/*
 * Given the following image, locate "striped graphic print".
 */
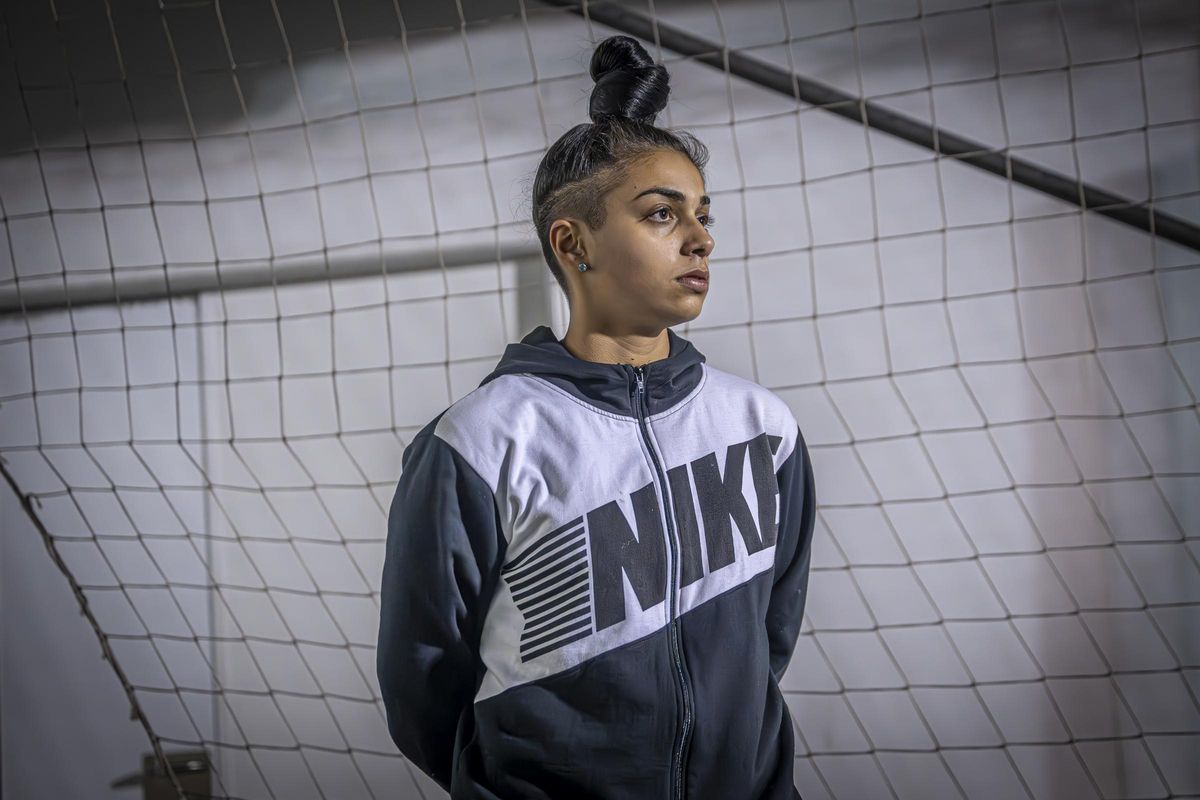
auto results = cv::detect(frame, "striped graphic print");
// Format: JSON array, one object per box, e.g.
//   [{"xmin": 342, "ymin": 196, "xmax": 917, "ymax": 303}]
[{"xmin": 500, "ymin": 515, "xmax": 594, "ymax": 662}]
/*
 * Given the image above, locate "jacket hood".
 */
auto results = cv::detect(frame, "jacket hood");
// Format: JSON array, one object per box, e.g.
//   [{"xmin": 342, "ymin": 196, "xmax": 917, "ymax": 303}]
[{"xmin": 478, "ymin": 324, "xmax": 707, "ymax": 417}]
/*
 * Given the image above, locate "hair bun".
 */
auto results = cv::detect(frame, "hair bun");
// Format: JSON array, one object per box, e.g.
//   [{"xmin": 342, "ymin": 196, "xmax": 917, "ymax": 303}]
[{"xmin": 588, "ymin": 35, "xmax": 670, "ymax": 125}]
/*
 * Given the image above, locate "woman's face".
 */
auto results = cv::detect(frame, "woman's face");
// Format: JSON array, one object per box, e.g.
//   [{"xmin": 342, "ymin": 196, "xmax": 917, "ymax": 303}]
[{"xmin": 562, "ymin": 150, "xmax": 715, "ymax": 330}]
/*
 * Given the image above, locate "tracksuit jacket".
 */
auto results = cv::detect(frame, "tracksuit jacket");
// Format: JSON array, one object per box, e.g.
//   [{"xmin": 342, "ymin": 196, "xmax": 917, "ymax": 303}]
[{"xmin": 377, "ymin": 324, "xmax": 817, "ymax": 799}]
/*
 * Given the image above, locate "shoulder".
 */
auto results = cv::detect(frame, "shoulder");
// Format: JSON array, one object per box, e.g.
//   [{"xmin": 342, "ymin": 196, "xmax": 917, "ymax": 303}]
[
  {"xmin": 434, "ymin": 373, "xmax": 547, "ymax": 440},
  {"xmin": 408, "ymin": 374, "xmax": 544, "ymax": 491},
  {"xmin": 699, "ymin": 363, "xmax": 799, "ymax": 428},
  {"xmin": 698, "ymin": 363, "xmax": 802, "ymax": 466}
]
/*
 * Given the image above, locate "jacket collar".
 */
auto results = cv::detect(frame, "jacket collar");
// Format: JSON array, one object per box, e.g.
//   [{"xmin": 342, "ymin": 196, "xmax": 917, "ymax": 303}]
[{"xmin": 479, "ymin": 324, "xmax": 706, "ymax": 417}]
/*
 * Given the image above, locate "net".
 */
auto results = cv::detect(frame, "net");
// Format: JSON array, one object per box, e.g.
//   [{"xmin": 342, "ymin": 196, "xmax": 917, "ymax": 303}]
[{"xmin": 1, "ymin": 0, "xmax": 1197, "ymax": 798}]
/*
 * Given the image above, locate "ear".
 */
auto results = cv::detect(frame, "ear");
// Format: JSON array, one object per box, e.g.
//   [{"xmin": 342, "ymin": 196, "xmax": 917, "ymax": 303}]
[{"xmin": 548, "ymin": 218, "xmax": 588, "ymax": 273}]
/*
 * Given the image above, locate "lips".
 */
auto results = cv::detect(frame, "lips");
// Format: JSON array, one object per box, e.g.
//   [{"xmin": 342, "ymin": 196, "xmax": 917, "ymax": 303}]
[{"xmin": 676, "ymin": 269, "xmax": 709, "ymax": 291}]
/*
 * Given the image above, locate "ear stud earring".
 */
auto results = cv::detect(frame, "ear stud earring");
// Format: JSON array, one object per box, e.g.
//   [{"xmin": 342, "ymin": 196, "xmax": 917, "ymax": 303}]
[{"xmin": 578, "ymin": 262, "xmax": 589, "ymax": 272}]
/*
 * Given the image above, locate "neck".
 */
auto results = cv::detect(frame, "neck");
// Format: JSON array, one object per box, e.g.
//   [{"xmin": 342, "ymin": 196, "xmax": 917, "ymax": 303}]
[{"xmin": 559, "ymin": 322, "xmax": 671, "ymax": 368}]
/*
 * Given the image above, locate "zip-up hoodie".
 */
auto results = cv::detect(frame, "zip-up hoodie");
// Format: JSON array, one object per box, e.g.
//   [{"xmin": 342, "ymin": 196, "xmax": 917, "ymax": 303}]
[{"xmin": 377, "ymin": 324, "xmax": 817, "ymax": 799}]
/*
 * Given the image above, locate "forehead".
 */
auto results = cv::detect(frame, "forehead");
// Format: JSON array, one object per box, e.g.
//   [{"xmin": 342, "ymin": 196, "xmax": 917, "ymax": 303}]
[{"xmin": 619, "ymin": 151, "xmax": 706, "ymax": 203}]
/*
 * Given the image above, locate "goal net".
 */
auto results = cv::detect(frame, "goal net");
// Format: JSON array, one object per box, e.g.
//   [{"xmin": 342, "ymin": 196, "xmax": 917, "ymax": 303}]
[{"xmin": 1, "ymin": 0, "xmax": 1197, "ymax": 798}]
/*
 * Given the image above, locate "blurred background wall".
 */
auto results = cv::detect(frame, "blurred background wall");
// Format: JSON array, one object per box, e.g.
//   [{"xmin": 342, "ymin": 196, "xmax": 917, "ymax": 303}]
[{"xmin": 1, "ymin": 0, "xmax": 1197, "ymax": 797}]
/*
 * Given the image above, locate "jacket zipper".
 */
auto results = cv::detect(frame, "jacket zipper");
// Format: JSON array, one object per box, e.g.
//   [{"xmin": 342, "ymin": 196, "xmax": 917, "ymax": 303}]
[{"xmin": 631, "ymin": 364, "xmax": 694, "ymax": 800}]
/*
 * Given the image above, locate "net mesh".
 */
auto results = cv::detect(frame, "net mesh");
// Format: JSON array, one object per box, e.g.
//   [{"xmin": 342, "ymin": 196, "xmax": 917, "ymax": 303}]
[{"xmin": 1, "ymin": 0, "xmax": 1198, "ymax": 798}]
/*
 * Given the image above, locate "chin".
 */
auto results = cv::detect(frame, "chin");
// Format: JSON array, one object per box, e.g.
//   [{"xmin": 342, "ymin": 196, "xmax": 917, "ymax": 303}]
[{"xmin": 659, "ymin": 302, "xmax": 704, "ymax": 328}]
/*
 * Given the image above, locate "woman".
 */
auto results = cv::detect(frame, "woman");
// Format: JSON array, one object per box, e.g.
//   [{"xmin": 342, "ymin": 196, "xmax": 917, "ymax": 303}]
[{"xmin": 378, "ymin": 34, "xmax": 816, "ymax": 800}]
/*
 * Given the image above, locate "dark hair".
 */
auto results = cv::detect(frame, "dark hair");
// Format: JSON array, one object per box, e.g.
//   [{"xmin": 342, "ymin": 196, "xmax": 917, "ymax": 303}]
[{"xmin": 529, "ymin": 34, "xmax": 710, "ymax": 301}]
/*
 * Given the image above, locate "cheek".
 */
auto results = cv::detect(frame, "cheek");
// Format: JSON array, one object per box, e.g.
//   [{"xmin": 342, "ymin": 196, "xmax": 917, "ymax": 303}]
[{"xmin": 606, "ymin": 235, "xmax": 674, "ymax": 283}]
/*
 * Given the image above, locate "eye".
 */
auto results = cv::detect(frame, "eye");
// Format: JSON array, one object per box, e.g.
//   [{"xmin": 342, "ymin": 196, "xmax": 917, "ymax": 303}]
[{"xmin": 650, "ymin": 207, "xmax": 717, "ymax": 229}]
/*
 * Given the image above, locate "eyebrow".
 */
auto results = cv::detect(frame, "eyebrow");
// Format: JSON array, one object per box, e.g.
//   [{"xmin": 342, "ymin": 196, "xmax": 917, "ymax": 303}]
[{"xmin": 632, "ymin": 186, "xmax": 711, "ymax": 207}]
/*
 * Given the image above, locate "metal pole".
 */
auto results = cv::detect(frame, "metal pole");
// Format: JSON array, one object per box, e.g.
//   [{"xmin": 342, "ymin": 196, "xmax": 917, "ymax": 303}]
[
  {"xmin": 0, "ymin": 231, "xmax": 543, "ymax": 315},
  {"xmin": 544, "ymin": 0, "xmax": 1199, "ymax": 253}
]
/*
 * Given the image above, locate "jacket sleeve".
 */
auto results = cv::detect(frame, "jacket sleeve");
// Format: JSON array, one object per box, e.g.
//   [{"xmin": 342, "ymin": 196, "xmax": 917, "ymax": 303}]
[
  {"xmin": 765, "ymin": 424, "xmax": 817, "ymax": 684},
  {"xmin": 376, "ymin": 421, "xmax": 507, "ymax": 792}
]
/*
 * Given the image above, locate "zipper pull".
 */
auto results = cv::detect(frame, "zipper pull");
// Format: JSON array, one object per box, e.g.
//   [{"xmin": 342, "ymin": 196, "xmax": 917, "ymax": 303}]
[{"xmin": 636, "ymin": 366, "xmax": 645, "ymax": 396}]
